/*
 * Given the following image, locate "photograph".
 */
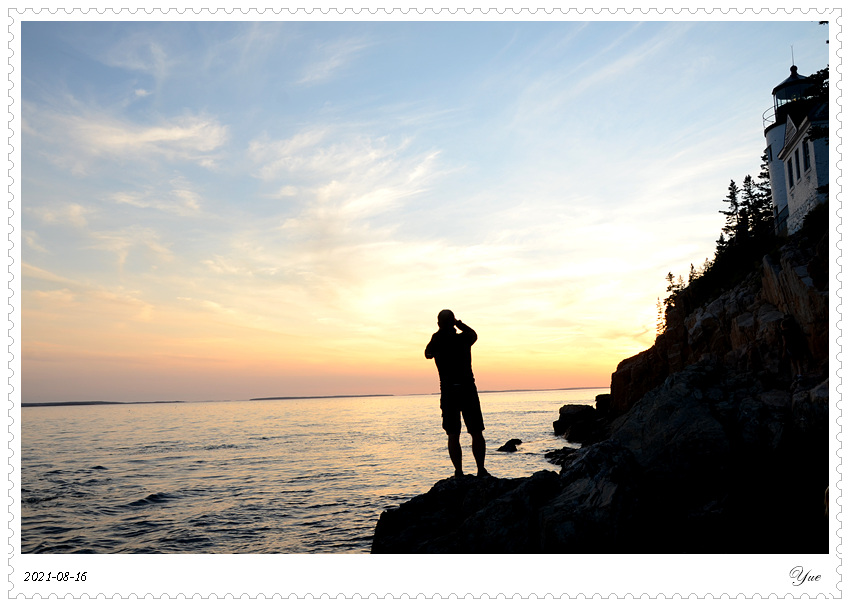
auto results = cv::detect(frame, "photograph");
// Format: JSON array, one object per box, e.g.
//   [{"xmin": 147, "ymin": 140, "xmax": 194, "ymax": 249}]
[{"xmin": 10, "ymin": 8, "xmax": 838, "ymax": 598}]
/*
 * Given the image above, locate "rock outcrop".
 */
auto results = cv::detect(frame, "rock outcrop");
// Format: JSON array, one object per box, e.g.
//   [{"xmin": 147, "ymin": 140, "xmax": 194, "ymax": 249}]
[
  {"xmin": 610, "ymin": 216, "xmax": 828, "ymax": 415},
  {"xmin": 551, "ymin": 401, "xmax": 611, "ymax": 446},
  {"xmin": 371, "ymin": 210, "xmax": 829, "ymax": 554},
  {"xmin": 371, "ymin": 472, "xmax": 563, "ymax": 553},
  {"xmin": 497, "ymin": 438, "xmax": 523, "ymax": 452}
]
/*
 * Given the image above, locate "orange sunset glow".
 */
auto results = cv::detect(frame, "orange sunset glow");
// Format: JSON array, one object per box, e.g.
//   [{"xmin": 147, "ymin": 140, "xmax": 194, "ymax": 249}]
[{"xmin": 19, "ymin": 19, "xmax": 828, "ymax": 403}]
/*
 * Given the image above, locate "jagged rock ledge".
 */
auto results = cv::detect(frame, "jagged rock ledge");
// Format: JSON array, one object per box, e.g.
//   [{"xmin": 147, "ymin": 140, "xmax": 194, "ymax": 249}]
[
  {"xmin": 372, "ymin": 368, "xmax": 827, "ymax": 553},
  {"xmin": 371, "ymin": 211, "xmax": 829, "ymax": 554}
]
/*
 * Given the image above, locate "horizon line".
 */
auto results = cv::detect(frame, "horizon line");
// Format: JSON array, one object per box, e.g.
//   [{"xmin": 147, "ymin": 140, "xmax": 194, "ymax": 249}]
[{"xmin": 21, "ymin": 386, "xmax": 610, "ymax": 408}]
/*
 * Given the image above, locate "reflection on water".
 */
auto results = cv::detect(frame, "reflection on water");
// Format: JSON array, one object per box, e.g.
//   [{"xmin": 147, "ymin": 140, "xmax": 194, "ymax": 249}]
[{"xmin": 21, "ymin": 389, "xmax": 598, "ymax": 553}]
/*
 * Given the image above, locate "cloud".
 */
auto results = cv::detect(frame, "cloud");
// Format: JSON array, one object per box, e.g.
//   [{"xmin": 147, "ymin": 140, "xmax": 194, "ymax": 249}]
[
  {"xmin": 508, "ymin": 23, "xmax": 691, "ymax": 129},
  {"xmin": 27, "ymin": 288, "xmax": 77, "ymax": 306},
  {"xmin": 90, "ymin": 289, "xmax": 156, "ymax": 322},
  {"xmin": 101, "ymin": 33, "xmax": 172, "ymax": 82},
  {"xmin": 247, "ymin": 129, "xmax": 442, "ymax": 262},
  {"xmin": 248, "ymin": 128, "xmax": 331, "ymax": 181},
  {"xmin": 23, "ymin": 231, "xmax": 48, "ymax": 253},
  {"xmin": 272, "ymin": 185, "xmax": 299, "ymax": 198},
  {"xmin": 23, "ymin": 265, "xmax": 159, "ymax": 337},
  {"xmin": 88, "ymin": 226, "xmax": 174, "ymax": 270},
  {"xmin": 29, "ymin": 202, "xmax": 90, "ymax": 228},
  {"xmin": 199, "ymin": 22, "xmax": 291, "ymax": 78},
  {"xmin": 25, "ymin": 284, "xmax": 156, "ymax": 326},
  {"xmin": 110, "ymin": 181, "xmax": 203, "ymax": 216},
  {"xmin": 296, "ymin": 36, "xmax": 375, "ymax": 85},
  {"xmin": 85, "ymin": 113, "xmax": 226, "ymax": 155},
  {"xmin": 248, "ymin": 128, "xmax": 436, "ymax": 193},
  {"xmin": 22, "ymin": 262, "xmax": 80, "ymax": 286},
  {"xmin": 25, "ymin": 104, "xmax": 229, "ymax": 174}
]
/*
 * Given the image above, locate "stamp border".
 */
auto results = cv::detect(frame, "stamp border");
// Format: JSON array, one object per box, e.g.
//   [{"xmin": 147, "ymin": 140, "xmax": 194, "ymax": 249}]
[{"xmin": 6, "ymin": 3, "xmax": 843, "ymax": 600}]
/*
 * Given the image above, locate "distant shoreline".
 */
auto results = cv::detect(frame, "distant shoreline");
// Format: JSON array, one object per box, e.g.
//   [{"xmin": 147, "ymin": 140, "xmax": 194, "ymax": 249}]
[
  {"xmin": 479, "ymin": 387, "xmax": 607, "ymax": 395},
  {"xmin": 20, "ymin": 400, "xmax": 186, "ymax": 408},
  {"xmin": 22, "ymin": 386, "xmax": 608, "ymax": 408},
  {"xmin": 249, "ymin": 394, "xmax": 394, "ymax": 402}
]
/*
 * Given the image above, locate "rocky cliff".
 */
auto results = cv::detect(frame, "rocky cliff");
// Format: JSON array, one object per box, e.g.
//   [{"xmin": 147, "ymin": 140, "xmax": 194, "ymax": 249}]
[
  {"xmin": 611, "ymin": 209, "xmax": 828, "ymax": 415},
  {"xmin": 371, "ymin": 208, "xmax": 829, "ymax": 553}
]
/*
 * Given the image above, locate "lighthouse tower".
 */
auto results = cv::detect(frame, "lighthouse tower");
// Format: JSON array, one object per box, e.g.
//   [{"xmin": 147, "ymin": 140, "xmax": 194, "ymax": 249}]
[{"xmin": 763, "ymin": 65, "xmax": 828, "ymax": 235}]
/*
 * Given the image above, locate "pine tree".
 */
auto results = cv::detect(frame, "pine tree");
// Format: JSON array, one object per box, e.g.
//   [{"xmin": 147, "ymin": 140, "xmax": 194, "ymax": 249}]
[
  {"xmin": 804, "ymin": 65, "xmax": 828, "ymax": 196},
  {"xmin": 656, "ymin": 297, "xmax": 666, "ymax": 335},
  {"xmin": 752, "ymin": 154, "xmax": 775, "ymax": 237},
  {"xmin": 718, "ymin": 180, "xmax": 742, "ymax": 247},
  {"xmin": 740, "ymin": 175, "xmax": 757, "ymax": 240},
  {"xmin": 805, "ymin": 66, "xmax": 828, "ymax": 118},
  {"xmin": 663, "ymin": 272, "xmax": 685, "ymax": 308}
]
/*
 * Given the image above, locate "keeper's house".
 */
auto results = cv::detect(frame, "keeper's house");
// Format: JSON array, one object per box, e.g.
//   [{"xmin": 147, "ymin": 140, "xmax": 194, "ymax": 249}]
[{"xmin": 763, "ymin": 65, "xmax": 828, "ymax": 235}]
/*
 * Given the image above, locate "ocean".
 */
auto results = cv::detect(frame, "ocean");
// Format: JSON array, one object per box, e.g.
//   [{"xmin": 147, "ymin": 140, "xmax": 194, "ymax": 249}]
[{"xmin": 20, "ymin": 388, "xmax": 600, "ymax": 554}]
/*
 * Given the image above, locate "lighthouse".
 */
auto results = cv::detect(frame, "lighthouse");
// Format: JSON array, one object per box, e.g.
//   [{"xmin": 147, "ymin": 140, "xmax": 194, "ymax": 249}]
[{"xmin": 763, "ymin": 65, "xmax": 828, "ymax": 235}]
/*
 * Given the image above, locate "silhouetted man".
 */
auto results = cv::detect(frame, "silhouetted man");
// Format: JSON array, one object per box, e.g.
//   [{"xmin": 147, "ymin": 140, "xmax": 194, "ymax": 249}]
[{"xmin": 424, "ymin": 309, "xmax": 489, "ymax": 478}]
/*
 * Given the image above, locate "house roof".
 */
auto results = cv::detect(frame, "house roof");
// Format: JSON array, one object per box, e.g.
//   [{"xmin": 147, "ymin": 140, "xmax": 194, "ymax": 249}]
[{"xmin": 778, "ymin": 102, "xmax": 828, "ymax": 160}]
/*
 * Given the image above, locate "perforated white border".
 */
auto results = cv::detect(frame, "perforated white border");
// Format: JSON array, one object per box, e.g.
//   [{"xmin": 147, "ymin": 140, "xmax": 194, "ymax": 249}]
[{"xmin": 5, "ymin": 3, "xmax": 843, "ymax": 600}]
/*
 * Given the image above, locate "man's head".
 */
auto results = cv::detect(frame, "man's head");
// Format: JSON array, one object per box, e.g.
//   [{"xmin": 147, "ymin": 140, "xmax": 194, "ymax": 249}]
[{"xmin": 437, "ymin": 309, "xmax": 456, "ymax": 329}]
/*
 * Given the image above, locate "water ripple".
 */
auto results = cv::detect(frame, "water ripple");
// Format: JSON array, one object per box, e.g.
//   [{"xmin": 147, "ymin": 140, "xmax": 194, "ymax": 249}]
[{"xmin": 21, "ymin": 390, "xmax": 599, "ymax": 553}]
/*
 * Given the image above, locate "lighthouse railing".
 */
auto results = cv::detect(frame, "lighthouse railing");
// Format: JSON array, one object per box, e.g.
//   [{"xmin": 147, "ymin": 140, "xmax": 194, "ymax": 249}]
[{"xmin": 763, "ymin": 106, "xmax": 776, "ymax": 129}]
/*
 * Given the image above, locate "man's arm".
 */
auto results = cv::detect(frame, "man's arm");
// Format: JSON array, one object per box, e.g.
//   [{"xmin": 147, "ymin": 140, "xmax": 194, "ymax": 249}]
[
  {"xmin": 424, "ymin": 336, "xmax": 435, "ymax": 359},
  {"xmin": 455, "ymin": 320, "xmax": 477, "ymax": 345}
]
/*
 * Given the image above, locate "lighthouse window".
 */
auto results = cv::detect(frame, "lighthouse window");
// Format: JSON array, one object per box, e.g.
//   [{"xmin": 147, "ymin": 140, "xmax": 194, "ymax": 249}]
[
  {"xmin": 787, "ymin": 160, "xmax": 794, "ymax": 188},
  {"xmin": 803, "ymin": 142, "xmax": 811, "ymax": 172},
  {"xmin": 794, "ymin": 149, "xmax": 801, "ymax": 181}
]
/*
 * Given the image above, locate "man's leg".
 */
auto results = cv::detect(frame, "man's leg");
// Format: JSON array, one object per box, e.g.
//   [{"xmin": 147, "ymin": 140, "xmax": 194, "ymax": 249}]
[
  {"xmin": 471, "ymin": 431, "xmax": 488, "ymax": 476},
  {"xmin": 447, "ymin": 433, "xmax": 463, "ymax": 477}
]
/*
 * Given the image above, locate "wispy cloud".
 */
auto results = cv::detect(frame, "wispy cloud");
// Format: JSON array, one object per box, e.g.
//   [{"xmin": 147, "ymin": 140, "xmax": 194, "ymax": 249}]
[
  {"xmin": 271, "ymin": 185, "xmax": 299, "ymax": 198},
  {"xmin": 22, "ymin": 231, "xmax": 48, "ymax": 254},
  {"xmin": 101, "ymin": 32, "xmax": 173, "ymax": 83},
  {"xmin": 110, "ymin": 180, "xmax": 203, "ymax": 216},
  {"xmin": 563, "ymin": 25, "xmax": 687, "ymax": 100},
  {"xmin": 248, "ymin": 129, "xmax": 441, "ymax": 243},
  {"xmin": 29, "ymin": 202, "xmax": 90, "ymax": 228},
  {"xmin": 23, "ymin": 262, "xmax": 81, "ymax": 286},
  {"xmin": 248, "ymin": 128, "xmax": 333, "ymax": 181},
  {"xmin": 296, "ymin": 36, "xmax": 376, "ymax": 85},
  {"xmin": 25, "ymin": 104, "xmax": 229, "ymax": 174},
  {"xmin": 88, "ymin": 226, "xmax": 174, "ymax": 270},
  {"xmin": 25, "ymin": 286, "xmax": 157, "ymax": 343},
  {"xmin": 201, "ymin": 22, "xmax": 290, "ymax": 76},
  {"xmin": 250, "ymin": 127, "xmax": 439, "ymax": 185}
]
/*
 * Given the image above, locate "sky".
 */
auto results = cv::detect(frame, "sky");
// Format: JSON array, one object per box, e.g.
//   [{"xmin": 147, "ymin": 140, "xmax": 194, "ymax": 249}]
[{"xmin": 19, "ymin": 18, "xmax": 830, "ymax": 403}]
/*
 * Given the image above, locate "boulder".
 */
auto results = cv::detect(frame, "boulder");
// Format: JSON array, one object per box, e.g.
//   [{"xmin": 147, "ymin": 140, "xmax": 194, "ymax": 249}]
[
  {"xmin": 552, "ymin": 404, "xmax": 596, "ymax": 435},
  {"xmin": 544, "ymin": 446, "xmax": 579, "ymax": 470},
  {"xmin": 595, "ymin": 394, "xmax": 612, "ymax": 416},
  {"xmin": 553, "ymin": 403, "xmax": 611, "ymax": 445},
  {"xmin": 497, "ymin": 438, "xmax": 523, "ymax": 452},
  {"xmin": 371, "ymin": 472, "xmax": 561, "ymax": 553},
  {"xmin": 538, "ymin": 441, "xmax": 641, "ymax": 552}
]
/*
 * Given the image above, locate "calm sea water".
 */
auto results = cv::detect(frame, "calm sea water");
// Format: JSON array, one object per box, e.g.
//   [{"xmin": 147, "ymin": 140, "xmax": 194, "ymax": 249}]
[{"xmin": 21, "ymin": 389, "xmax": 600, "ymax": 554}]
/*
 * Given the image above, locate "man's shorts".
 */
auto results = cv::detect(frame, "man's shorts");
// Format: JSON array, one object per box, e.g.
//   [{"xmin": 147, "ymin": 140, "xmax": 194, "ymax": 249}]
[{"xmin": 440, "ymin": 382, "xmax": 485, "ymax": 435}]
